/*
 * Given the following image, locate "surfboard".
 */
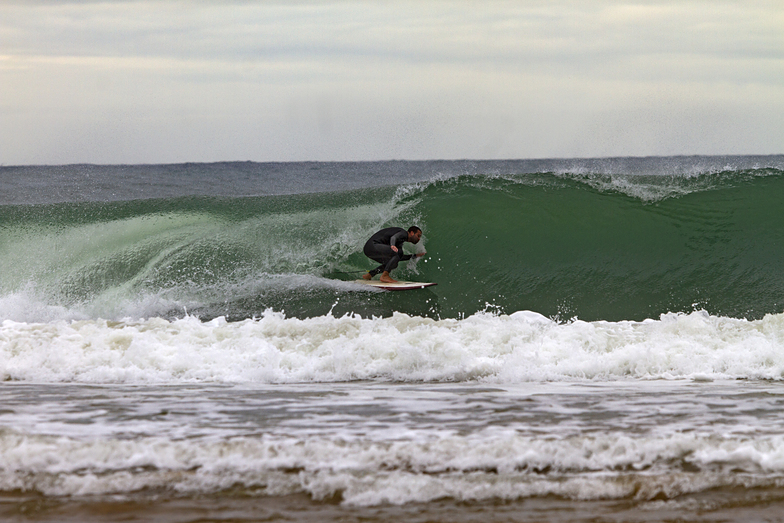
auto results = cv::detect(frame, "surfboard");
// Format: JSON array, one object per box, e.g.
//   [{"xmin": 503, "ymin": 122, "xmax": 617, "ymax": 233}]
[{"xmin": 354, "ymin": 279, "xmax": 437, "ymax": 291}]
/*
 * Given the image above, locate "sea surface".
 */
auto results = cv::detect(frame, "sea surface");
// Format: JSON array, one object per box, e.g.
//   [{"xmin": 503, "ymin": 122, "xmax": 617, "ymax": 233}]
[{"xmin": 2, "ymin": 156, "xmax": 784, "ymax": 522}]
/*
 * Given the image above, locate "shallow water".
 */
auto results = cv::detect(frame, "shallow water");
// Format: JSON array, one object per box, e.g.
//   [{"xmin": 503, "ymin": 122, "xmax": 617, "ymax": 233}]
[{"xmin": 4, "ymin": 380, "xmax": 784, "ymax": 521}]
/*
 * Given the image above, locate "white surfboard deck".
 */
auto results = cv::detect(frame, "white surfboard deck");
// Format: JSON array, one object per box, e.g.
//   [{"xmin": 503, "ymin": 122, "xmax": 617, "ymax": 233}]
[{"xmin": 354, "ymin": 279, "xmax": 437, "ymax": 291}]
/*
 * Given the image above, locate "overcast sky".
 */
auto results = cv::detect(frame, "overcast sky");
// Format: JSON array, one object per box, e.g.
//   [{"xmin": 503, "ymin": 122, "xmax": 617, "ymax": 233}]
[{"xmin": 1, "ymin": 0, "xmax": 782, "ymax": 165}]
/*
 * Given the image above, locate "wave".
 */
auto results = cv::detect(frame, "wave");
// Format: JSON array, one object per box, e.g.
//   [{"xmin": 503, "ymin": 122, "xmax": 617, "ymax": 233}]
[
  {"xmin": 412, "ymin": 168, "xmax": 784, "ymax": 320},
  {"xmin": 3, "ymin": 309, "xmax": 784, "ymax": 384},
  {"xmin": 4, "ymin": 427, "xmax": 784, "ymax": 504},
  {"xmin": 1, "ymin": 166, "xmax": 783, "ymax": 322}
]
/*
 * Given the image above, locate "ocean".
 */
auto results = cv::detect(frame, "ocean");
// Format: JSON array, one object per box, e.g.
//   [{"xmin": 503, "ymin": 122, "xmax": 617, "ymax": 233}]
[{"xmin": 2, "ymin": 155, "xmax": 784, "ymax": 522}]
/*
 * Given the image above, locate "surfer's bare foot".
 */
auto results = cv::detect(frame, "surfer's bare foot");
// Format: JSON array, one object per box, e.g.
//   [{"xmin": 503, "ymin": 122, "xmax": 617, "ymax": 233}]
[
  {"xmin": 362, "ymin": 273, "xmax": 372, "ymax": 280},
  {"xmin": 379, "ymin": 272, "xmax": 397, "ymax": 283}
]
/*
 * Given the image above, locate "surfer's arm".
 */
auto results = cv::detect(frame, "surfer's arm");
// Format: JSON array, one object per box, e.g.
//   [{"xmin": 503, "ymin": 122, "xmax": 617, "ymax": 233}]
[{"xmin": 389, "ymin": 230, "xmax": 407, "ymax": 250}]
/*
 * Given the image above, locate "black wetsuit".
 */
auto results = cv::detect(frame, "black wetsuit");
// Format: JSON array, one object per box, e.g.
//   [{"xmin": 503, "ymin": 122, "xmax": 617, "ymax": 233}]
[{"xmin": 363, "ymin": 227, "xmax": 416, "ymax": 276}]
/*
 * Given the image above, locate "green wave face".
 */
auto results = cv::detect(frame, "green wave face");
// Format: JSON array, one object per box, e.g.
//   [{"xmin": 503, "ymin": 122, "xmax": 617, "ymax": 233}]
[
  {"xmin": 408, "ymin": 171, "xmax": 784, "ymax": 320},
  {"xmin": 1, "ymin": 170, "xmax": 783, "ymax": 321}
]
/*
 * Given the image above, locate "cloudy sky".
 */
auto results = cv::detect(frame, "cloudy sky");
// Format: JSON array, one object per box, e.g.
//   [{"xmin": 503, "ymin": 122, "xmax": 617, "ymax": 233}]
[{"xmin": 1, "ymin": 1, "xmax": 782, "ymax": 165}]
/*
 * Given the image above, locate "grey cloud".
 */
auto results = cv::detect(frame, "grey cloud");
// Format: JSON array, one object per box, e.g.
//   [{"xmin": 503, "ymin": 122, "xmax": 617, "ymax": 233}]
[{"xmin": 1, "ymin": 0, "xmax": 781, "ymax": 164}]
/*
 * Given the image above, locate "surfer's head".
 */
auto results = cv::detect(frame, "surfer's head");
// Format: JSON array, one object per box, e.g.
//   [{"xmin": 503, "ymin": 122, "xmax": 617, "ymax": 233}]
[{"xmin": 407, "ymin": 226, "xmax": 422, "ymax": 244}]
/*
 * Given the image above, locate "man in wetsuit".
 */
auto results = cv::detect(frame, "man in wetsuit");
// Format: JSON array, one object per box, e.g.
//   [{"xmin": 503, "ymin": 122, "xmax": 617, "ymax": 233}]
[{"xmin": 362, "ymin": 226, "xmax": 425, "ymax": 283}]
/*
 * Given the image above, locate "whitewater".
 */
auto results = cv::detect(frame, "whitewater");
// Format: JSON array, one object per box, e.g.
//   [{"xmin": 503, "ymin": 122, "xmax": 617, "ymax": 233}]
[
  {"xmin": 4, "ymin": 310, "xmax": 784, "ymax": 384},
  {"xmin": 2, "ymin": 155, "xmax": 784, "ymax": 522}
]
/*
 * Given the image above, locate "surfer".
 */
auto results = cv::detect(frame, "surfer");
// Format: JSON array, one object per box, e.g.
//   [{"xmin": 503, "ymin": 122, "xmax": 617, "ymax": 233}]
[{"xmin": 362, "ymin": 226, "xmax": 425, "ymax": 283}]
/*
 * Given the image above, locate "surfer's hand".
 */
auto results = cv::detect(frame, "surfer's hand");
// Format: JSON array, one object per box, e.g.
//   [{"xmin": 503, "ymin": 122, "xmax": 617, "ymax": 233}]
[
  {"xmin": 416, "ymin": 252, "xmax": 426, "ymax": 257},
  {"xmin": 391, "ymin": 246, "xmax": 398, "ymax": 253}
]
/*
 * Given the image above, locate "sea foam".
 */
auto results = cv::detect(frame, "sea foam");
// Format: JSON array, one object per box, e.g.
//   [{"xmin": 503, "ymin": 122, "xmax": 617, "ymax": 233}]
[
  {"xmin": 3, "ymin": 429, "xmax": 784, "ymax": 504},
  {"xmin": 2, "ymin": 309, "xmax": 784, "ymax": 384}
]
